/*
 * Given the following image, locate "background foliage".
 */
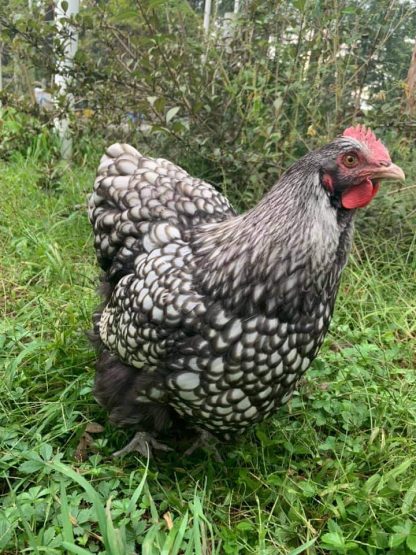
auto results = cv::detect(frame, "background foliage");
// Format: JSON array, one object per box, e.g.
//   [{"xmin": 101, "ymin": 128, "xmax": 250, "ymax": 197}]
[
  {"xmin": 0, "ymin": 1, "xmax": 415, "ymax": 553},
  {"xmin": 1, "ymin": 0, "xmax": 416, "ymax": 203}
]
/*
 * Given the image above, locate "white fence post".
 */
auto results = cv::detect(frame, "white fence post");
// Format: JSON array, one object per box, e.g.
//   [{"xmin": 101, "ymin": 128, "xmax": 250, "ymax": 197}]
[
  {"xmin": 54, "ymin": 0, "xmax": 80, "ymax": 160},
  {"xmin": 203, "ymin": 0, "xmax": 212, "ymax": 33}
]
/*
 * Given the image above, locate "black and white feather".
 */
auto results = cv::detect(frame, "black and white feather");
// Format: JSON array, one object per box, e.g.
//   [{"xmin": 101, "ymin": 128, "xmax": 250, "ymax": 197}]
[{"xmin": 88, "ymin": 140, "xmax": 356, "ymax": 440}]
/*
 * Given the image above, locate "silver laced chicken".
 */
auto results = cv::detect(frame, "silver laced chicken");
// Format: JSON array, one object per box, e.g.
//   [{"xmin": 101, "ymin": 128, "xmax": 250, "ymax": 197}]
[{"xmin": 88, "ymin": 125, "xmax": 404, "ymax": 457}]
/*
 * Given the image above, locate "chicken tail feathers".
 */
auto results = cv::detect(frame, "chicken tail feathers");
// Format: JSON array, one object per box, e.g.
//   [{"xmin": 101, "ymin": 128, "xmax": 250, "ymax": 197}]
[{"xmin": 94, "ymin": 348, "xmax": 174, "ymax": 433}]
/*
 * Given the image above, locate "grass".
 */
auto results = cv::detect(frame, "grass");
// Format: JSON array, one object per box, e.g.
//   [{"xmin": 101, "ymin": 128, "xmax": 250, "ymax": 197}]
[{"xmin": 0, "ymin": 149, "xmax": 415, "ymax": 555}]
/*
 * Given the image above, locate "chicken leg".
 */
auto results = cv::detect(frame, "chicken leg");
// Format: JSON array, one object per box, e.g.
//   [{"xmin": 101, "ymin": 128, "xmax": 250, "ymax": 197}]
[
  {"xmin": 112, "ymin": 432, "xmax": 173, "ymax": 458},
  {"xmin": 184, "ymin": 429, "xmax": 223, "ymax": 462}
]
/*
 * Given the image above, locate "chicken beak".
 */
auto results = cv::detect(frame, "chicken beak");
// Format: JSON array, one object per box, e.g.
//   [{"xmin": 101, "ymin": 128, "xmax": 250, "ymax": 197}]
[{"xmin": 372, "ymin": 162, "xmax": 405, "ymax": 182}]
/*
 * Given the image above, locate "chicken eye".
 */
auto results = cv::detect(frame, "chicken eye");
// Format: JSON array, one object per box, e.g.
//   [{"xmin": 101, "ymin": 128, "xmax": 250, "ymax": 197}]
[{"xmin": 343, "ymin": 153, "xmax": 359, "ymax": 168}]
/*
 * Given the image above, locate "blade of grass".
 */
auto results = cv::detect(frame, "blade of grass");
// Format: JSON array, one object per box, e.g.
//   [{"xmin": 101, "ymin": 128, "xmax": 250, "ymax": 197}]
[
  {"xmin": 105, "ymin": 496, "xmax": 127, "ymax": 555},
  {"xmin": 60, "ymin": 480, "xmax": 75, "ymax": 545},
  {"xmin": 127, "ymin": 460, "xmax": 149, "ymax": 514},
  {"xmin": 47, "ymin": 460, "xmax": 113, "ymax": 553},
  {"xmin": 62, "ymin": 542, "xmax": 94, "ymax": 555},
  {"xmin": 161, "ymin": 511, "xmax": 189, "ymax": 555},
  {"xmin": 288, "ymin": 538, "xmax": 318, "ymax": 555}
]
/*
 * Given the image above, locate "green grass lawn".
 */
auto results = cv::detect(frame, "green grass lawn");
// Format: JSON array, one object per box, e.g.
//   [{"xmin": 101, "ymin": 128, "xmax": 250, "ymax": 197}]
[{"xmin": 0, "ymin": 153, "xmax": 415, "ymax": 554}]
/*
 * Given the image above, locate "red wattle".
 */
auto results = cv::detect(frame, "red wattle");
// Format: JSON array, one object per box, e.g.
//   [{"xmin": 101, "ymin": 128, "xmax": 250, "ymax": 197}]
[{"xmin": 341, "ymin": 178, "xmax": 378, "ymax": 209}]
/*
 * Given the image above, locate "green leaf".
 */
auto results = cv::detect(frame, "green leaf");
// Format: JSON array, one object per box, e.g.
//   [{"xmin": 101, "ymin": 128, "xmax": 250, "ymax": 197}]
[
  {"xmin": 39, "ymin": 443, "xmax": 53, "ymax": 461},
  {"xmin": 342, "ymin": 7, "xmax": 359, "ymax": 14},
  {"xmin": 288, "ymin": 538, "xmax": 317, "ymax": 555},
  {"xmin": 363, "ymin": 473, "xmax": 381, "ymax": 493},
  {"xmin": 43, "ymin": 527, "xmax": 55, "ymax": 545},
  {"xmin": 402, "ymin": 478, "xmax": 416, "ymax": 514},
  {"xmin": 110, "ymin": 9, "xmax": 139, "ymax": 24},
  {"xmin": 292, "ymin": 0, "xmax": 306, "ymax": 11},
  {"xmin": 0, "ymin": 518, "xmax": 14, "ymax": 550},
  {"xmin": 382, "ymin": 459, "xmax": 414, "ymax": 485},
  {"xmin": 321, "ymin": 532, "xmax": 345, "ymax": 549},
  {"xmin": 407, "ymin": 535, "xmax": 416, "ymax": 553},
  {"xmin": 390, "ymin": 532, "xmax": 407, "ymax": 548},
  {"xmin": 236, "ymin": 521, "xmax": 254, "ymax": 531},
  {"xmin": 166, "ymin": 107, "xmax": 180, "ymax": 124},
  {"xmin": 154, "ymin": 97, "xmax": 166, "ymax": 113},
  {"xmin": 19, "ymin": 459, "xmax": 44, "ymax": 474},
  {"xmin": 62, "ymin": 543, "xmax": 92, "ymax": 555}
]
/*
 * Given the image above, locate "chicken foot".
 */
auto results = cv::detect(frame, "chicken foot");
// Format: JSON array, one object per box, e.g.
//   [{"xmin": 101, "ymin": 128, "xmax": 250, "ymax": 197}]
[
  {"xmin": 112, "ymin": 432, "xmax": 173, "ymax": 458},
  {"xmin": 184, "ymin": 429, "xmax": 223, "ymax": 462}
]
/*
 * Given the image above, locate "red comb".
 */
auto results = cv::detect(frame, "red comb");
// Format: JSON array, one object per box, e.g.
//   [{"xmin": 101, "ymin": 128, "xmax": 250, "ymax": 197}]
[{"xmin": 342, "ymin": 124, "xmax": 391, "ymax": 162}]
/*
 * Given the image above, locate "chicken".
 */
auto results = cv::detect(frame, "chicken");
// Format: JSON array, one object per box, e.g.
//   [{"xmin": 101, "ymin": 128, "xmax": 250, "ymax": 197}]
[{"xmin": 88, "ymin": 125, "xmax": 404, "ymax": 456}]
